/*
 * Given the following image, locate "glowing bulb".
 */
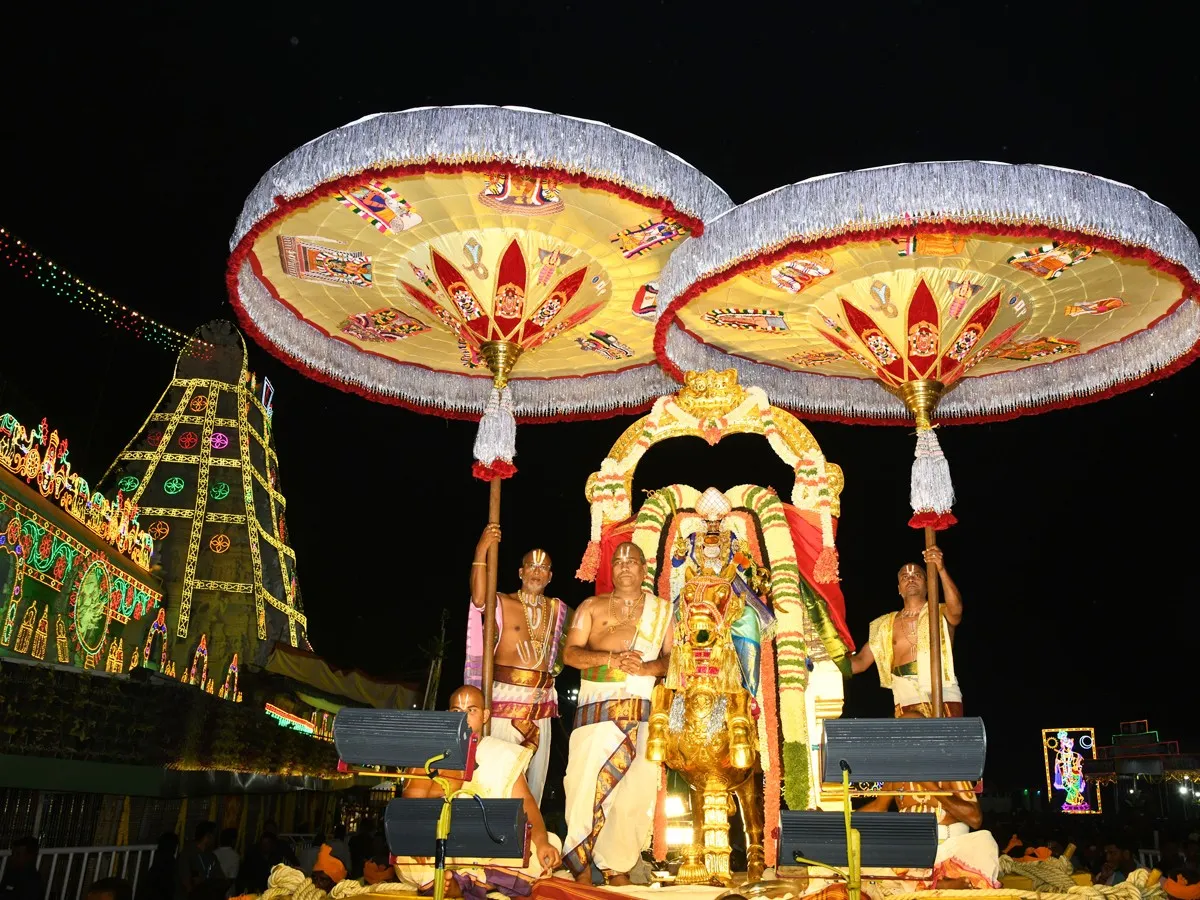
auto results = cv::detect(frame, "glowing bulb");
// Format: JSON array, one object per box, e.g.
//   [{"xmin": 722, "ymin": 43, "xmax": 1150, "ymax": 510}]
[
  {"xmin": 665, "ymin": 794, "xmax": 686, "ymax": 818},
  {"xmin": 666, "ymin": 826, "xmax": 693, "ymax": 848}
]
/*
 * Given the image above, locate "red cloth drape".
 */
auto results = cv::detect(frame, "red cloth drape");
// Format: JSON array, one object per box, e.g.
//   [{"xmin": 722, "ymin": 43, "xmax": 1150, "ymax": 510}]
[{"xmin": 782, "ymin": 505, "xmax": 855, "ymax": 651}]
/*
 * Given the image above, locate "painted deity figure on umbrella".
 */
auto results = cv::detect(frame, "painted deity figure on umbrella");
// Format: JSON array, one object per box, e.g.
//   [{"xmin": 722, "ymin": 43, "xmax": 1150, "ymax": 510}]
[
  {"xmin": 850, "ymin": 546, "xmax": 964, "ymax": 716},
  {"xmin": 466, "ymin": 525, "xmax": 571, "ymax": 805},
  {"xmin": 562, "ymin": 543, "xmax": 673, "ymax": 886},
  {"xmin": 397, "ymin": 685, "xmax": 562, "ymax": 898}
]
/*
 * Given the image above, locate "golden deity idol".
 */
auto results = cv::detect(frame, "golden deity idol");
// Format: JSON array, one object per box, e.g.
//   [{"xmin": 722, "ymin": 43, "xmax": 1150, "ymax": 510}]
[{"xmin": 646, "ymin": 562, "xmax": 765, "ymax": 885}]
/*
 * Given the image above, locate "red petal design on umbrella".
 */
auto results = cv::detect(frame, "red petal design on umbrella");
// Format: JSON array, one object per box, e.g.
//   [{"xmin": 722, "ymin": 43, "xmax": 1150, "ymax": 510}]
[
  {"xmin": 523, "ymin": 267, "xmax": 594, "ymax": 349},
  {"xmin": 493, "ymin": 239, "xmax": 528, "ymax": 340},
  {"xmin": 400, "ymin": 281, "xmax": 476, "ymax": 348},
  {"xmin": 431, "ymin": 249, "xmax": 490, "ymax": 339},
  {"xmin": 939, "ymin": 291, "xmax": 1002, "ymax": 384},
  {"xmin": 840, "ymin": 297, "xmax": 908, "ymax": 384},
  {"xmin": 957, "ymin": 318, "xmax": 1027, "ymax": 380},
  {"xmin": 905, "ymin": 278, "xmax": 941, "ymax": 378}
]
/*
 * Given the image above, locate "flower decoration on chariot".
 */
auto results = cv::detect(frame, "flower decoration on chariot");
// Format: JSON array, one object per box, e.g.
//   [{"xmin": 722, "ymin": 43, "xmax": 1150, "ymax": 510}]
[{"xmin": 399, "ymin": 238, "xmax": 603, "ymax": 359}]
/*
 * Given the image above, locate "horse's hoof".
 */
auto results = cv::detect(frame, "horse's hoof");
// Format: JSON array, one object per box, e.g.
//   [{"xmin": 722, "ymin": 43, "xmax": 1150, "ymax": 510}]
[
  {"xmin": 646, "ymin": 737, "xmax": 666, "ymax": 762},
  {"xmin": 746, "ymin": 847, "xmax": 766, "ymax": 883}
]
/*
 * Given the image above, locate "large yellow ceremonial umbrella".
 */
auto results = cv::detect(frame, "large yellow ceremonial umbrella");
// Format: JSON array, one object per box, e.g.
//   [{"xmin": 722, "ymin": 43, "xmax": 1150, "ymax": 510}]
[
  {"xmin": 227, "ymin": 105, "xmax": 732, "ymax": 713},
  {"xmin": 655, "ymin": 162, "xmax": 1200, "ymax": 713}
]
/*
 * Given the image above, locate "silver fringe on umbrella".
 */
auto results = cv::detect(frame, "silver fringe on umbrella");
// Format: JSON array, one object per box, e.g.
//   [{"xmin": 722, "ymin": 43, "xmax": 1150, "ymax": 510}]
[
  {"xmin": 231, "ymin": 105, "xmax": 732, "ymax": 248},
  {"xmin": 657, "ymin": 161, "xmax": 1200, "ymax": 422}
]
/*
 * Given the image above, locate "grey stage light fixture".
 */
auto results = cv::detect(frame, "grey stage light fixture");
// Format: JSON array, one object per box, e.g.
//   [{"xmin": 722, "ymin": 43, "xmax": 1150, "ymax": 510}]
[
  {"xmin": 779, "ymin": 811, "xmax": 937, "ymax": 868},
  {"xmin": 778, "ymin": 717, "xmax": 989, "ymax": 900},
  {"xmin": 820, "ymin": 717, "xmax": 987, "ymax": 784},
  {"xmin": 385, "ymin": 798, "xmax": 529, "ymax": 861},
  {"xmin": 334, "ymin": 708, "xmax": 477, "ymax": 774}
]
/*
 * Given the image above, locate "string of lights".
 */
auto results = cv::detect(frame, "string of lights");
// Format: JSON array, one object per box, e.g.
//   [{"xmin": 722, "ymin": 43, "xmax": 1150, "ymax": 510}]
[{"xmin": 0, "ymin": 227, "xmax": 204, "ymax": 354}]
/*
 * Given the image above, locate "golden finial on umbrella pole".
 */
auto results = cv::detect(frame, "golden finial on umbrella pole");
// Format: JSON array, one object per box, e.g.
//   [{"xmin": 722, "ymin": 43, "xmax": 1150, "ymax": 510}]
[
  {"xmin": 896, "ymin": 379, "xmax": 946, "ymax": 431},
  {"xmin": 480, "ymin": 340, "xmax": 523, "ymax": 388},
  {"xmin": 893, "ymin": 378, "xmax": 952, "ymax": 717}
]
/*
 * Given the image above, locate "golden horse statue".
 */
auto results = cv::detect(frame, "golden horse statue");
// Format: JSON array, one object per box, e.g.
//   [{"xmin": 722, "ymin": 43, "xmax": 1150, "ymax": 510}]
[{"xmin": 646, "ymin": 565, "xmax": 765, "ymax": 886}]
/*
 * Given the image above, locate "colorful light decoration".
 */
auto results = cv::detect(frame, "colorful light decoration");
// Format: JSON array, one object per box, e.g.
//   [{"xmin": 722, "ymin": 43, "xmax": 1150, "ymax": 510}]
[
  {"xmin": 0, "ymin": 413, "xmax": 155, "ymax": 568},
  {"xmin": 143, "ymin": 608, "xmax": 169, "ymax": 670},
  {"xmin": 102, "ymin": 323, "xmax": 306, "ymax": 650},
  {"xmin": 1, "ymin": 492, "xmax": 160, "ymax": 670},
  {"xmin": 188, "ymin": 634, "xmax": 209, "ymax": 686},
  {"xmin": 0, "ymin": 228, "xmax": 204, "ymax": 354},
  {"xmin": 218, "ymin": 653, "xmax": 241, "ymax": 701},
  {"xmin": 265, "ymin": 702, "xmax": 315, "ymax": 734},
  {"xmin": 1041, "ymin": 727, "xmax": 1101, "ymax": 815}
]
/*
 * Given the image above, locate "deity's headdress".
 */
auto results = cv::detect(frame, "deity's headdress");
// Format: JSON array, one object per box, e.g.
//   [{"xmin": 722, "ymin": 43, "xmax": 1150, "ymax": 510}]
[{"xmin": 696, "ymin": 487, "xmax": 733, "ymax": 523}]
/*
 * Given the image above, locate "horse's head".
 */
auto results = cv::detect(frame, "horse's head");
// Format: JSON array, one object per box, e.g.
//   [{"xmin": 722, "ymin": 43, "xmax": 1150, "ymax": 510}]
[{"xmin": 680, "ymin": 575, "xmax": 742, "ymax": 648}]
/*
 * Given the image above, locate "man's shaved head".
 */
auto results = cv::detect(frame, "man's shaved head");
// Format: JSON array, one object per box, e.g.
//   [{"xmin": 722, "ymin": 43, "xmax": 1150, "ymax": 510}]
[
  {"xmin": 612, "ymin": 542, "xmax": 645, "ymax": 564},
  {"xmin": 449, "ymin": 684, "xmax": 489, "ymax": 735},
  {"xmin": 450, "ymin": 684, "xmax": 485, "ymax": 707}
]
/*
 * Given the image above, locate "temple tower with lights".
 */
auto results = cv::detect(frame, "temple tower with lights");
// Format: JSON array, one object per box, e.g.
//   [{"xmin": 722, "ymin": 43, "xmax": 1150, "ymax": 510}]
[{"xmin": 101, "ymin": 320, "xmax": 307, "ymax": 685}]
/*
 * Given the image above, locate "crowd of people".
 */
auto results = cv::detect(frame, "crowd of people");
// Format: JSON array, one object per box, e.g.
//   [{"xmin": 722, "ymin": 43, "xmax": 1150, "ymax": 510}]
[
  {"xmin": 990, "ymin": 817, "xmax": 1200, "ymax": 886},
  {"xmin": 0, "ymin": 818, "xmax": 398, "ymax": 900}
]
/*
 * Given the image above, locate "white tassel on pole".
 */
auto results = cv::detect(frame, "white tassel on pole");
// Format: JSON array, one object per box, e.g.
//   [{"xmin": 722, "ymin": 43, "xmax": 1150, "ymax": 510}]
[
  {"xmin": 473, "ymin": 386, "xmax": 517, "ymax": 469},
  {"xmin": 909, "ymin": 427, "xmax": 957, "ymax": 529}
]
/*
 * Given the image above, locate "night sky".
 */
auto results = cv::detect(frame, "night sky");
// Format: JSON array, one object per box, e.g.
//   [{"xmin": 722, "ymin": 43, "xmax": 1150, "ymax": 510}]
[{"xmin": 3, "ymin": 6, "xmax": 1197, "ymax": 791}]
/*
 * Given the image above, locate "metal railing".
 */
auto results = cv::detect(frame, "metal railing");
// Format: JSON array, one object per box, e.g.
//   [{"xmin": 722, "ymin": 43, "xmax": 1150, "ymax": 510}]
[
  {"xmin": 278, "ymin": 833, "xmax": 316, "ymax": 854},
  {"xmin": 0, "ymin": 844, "xmax": 158, "ymax": 900}
]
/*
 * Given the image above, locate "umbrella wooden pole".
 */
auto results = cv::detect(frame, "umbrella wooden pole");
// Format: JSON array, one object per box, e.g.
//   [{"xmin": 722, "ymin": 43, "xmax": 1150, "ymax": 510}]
[
  {"xmin": 924, "ymin": 525, "xmax": 943, "ymax": 717},
  {"xmin": 481, "ymin": 476, "xmax": 502, "ymax": 735},
  {"xmin": 898, "ymin": 380, "xmax": 949, "ymax": 720}
]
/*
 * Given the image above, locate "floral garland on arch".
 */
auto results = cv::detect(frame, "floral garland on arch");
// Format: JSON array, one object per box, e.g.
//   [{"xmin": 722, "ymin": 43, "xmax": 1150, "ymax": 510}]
[{"xmin": 578, "ymin": 371, "xmax": 841, "ymax": 584}]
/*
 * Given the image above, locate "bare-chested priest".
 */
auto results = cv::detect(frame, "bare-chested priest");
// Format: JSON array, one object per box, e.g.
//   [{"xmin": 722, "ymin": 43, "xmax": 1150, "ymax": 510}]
[
  {"xmin": 466, "ymin": 524, "xmax": 570, "ymax": 805},
  {"xmin": 397, "ymin": 685, "xmax": 562, "ymax": 897},
  {"xmin": 561, "ymin": 542, "xmax": 673, "ymax": 886},
  {"xmin": 850, "ymin": 545, "xmax": 965, "ymax": 717}
]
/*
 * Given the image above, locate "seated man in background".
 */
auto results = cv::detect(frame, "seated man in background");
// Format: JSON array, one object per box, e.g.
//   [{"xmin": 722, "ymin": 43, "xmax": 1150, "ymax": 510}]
[
  {"xmin": 396, "ymin": 685, "xmax": 561, "ymax": 898},
  {"xmin": 86, "ymin": 878, "xmax": 133, "ymax": 900},
  {"xmin": 308, "ymin": 846, "xmax": 348, "ymax": 893},
  {"xmin": 859, "ymin": 780, "xmax": 999, "ymax": 890}
]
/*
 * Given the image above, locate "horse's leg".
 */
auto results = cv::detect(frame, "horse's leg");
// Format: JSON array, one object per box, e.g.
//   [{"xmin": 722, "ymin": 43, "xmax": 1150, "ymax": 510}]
[
  {"xmin": 647, "ymin": 684, "xmax": 671, "ymax": 762},
  {"xmin": 690, "ymin": 784, "xmax": 705, "ymax": 841},
  {"xmin": 726, "ymin": 690, "xmax": 754, "ymax": 770},
  {"xmin": 734, "ymin": 768, "xmax": 766, "ymax": 882}
]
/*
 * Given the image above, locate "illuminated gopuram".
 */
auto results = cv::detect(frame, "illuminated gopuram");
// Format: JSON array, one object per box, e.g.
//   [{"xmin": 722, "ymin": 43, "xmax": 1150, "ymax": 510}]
[{"xmin": 101, "ymin": 320, "xmax": 307, "ymax": 683}]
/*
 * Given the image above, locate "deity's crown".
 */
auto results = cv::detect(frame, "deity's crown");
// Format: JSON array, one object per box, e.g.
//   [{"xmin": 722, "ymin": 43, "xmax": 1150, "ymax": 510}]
[{"xmin": 696, "ymin": 487, "xmax": 733, "ymax": 522}]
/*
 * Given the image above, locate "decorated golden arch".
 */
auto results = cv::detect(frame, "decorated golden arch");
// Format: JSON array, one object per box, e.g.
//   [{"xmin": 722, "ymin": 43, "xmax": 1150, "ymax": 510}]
[{"xmin": 577, "ymin": 369, "xmax": 857, "ymax": 839}]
